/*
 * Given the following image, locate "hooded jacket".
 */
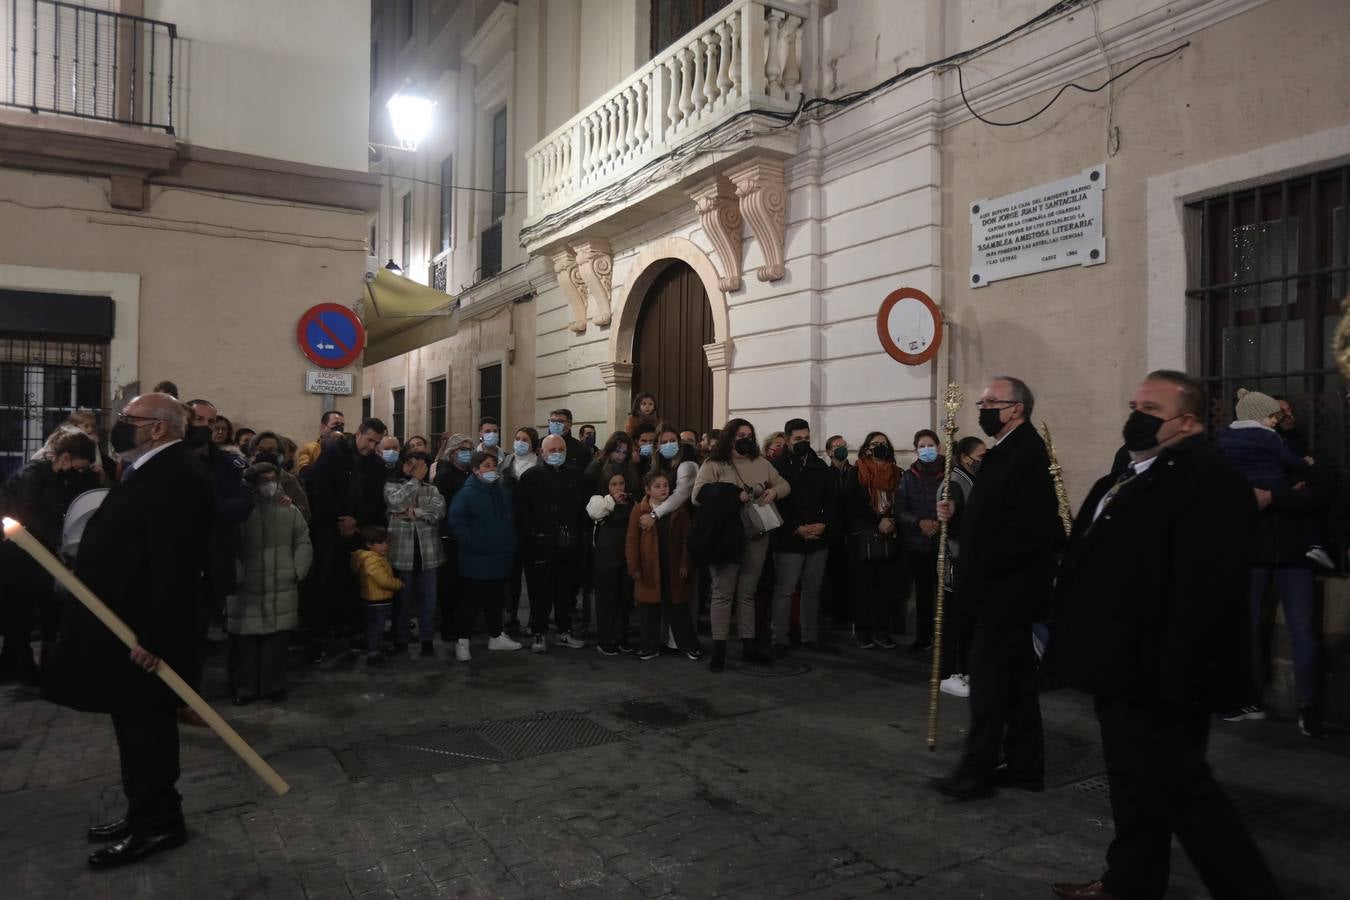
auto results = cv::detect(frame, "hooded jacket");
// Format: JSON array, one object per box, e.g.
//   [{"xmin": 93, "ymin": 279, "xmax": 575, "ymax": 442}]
[{"xmin": 229, "ymin": 497, "xmax": 313, "ymax": 635}]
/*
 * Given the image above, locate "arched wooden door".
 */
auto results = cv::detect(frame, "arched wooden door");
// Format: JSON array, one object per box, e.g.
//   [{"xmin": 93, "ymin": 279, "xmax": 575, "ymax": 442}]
[{"xmin": 632, "ymin": 261, "xmax": 714, "ymax": 434}]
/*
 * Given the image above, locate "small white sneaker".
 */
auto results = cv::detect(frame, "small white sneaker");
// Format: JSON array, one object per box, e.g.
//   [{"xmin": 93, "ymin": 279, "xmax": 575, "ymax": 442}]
[
  {"xmin": 940, "ymin": 675, "xmax": 970, "ymax": 698},
  {"xmin": 488, "ymin": 634, "xmax": 522, "ymax": 651},
  {"xmin": 555, "ymin": 631, "xmax": 586, "ymax": 649},
  {"xmin": 1306, "ymin": 546, "xmax": 1336, "ymax": 571},
  {"xmin": 531, "ymin": 635, "xmax": 548, "ymax": 654},
  {"xmin": 454, "ymin": 639, "xmax": 472, "ymax": 662}
]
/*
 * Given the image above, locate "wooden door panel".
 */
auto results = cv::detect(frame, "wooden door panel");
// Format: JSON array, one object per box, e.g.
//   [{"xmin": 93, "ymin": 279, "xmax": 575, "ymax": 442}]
[{"xmin": 633, "ymin": 262, "xmax": 714, "ymax": 434}]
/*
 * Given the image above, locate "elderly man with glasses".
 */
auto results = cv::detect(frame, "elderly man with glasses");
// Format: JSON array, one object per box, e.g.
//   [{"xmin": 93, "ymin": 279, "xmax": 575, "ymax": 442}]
[{"xmin": 933, "ymin": 376, "xmax": 1065, "ymax": 800}]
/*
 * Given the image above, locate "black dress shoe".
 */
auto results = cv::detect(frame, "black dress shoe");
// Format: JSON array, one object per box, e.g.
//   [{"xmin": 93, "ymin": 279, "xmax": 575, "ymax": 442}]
[
  {"xmin": 87, "ymin": 817, "xmax": 131, "ymax": 843},
  {"xmin": 88, "ymin": 826, "xmax": 188, "ymax": 869},
  {"xmin": 933, "ymin": 770, "xmax": 995, "ymax": 800}
]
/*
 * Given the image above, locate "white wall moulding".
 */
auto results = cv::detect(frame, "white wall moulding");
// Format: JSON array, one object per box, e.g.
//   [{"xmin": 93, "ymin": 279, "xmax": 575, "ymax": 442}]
[
  {"xmin": 572, "ymin": 237, "xmax": 615, "ymax": 326},
  {"xmin": 597, "ymin": 360, "xmax": 635, "ymax": 387},
  {"xmin": 727, "ymin": 156, "xmax": 787, "ymax": 282},
  {"xmin": 521, "ymin": 0, "xmax": 806, "ymax": 253},
  {"xmin": 687, "ymin": 175, "xmax": 744, "ymax": 291},
  {"xmin": 549, "ymin": 247, "xmax": 590, "ymax": 335}
]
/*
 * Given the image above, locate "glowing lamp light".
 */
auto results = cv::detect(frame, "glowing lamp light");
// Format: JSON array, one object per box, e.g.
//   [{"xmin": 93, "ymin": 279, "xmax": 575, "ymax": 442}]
[{"xmin": 386, "ymin": 83, "xmax": 435, "ymax": 150}]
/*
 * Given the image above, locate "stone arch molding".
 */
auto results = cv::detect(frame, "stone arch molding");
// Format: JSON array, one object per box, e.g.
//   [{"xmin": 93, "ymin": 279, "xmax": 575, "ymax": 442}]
[{"xmin": 601, "ymin": 236, "xmax": 732, "ymax": 429}]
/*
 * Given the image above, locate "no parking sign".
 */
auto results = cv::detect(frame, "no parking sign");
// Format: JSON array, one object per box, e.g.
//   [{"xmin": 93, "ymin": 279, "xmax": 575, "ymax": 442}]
[{"xmin": 296, "ymin": 303, "xmax": 365, "ymax": 369}]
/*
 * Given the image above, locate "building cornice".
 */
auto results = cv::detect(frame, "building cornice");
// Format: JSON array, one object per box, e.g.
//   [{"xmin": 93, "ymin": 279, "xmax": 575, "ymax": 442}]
[{"xmin": 462, "ymin": 2, "xmax": 518, "ymax": 72}]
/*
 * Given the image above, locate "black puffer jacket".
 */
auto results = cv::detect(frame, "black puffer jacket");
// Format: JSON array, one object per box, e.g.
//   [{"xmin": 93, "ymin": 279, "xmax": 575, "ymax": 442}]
[
  {"xmin": 897, "ymin": 458, "xmax": 944, "ymax": 553},
  {"xmin": 772, "ymin": 450, "xmax": 836, "ymax": 554}
]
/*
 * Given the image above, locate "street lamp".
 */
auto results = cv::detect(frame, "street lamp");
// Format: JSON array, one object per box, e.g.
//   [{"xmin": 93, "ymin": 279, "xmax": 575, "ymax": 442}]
[{"xmin": 386, "ymin": 82, "xmax": 435, "ymax": 151}]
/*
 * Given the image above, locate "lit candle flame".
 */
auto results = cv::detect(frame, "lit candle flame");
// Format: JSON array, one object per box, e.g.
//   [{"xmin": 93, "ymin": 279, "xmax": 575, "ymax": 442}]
[{"xmin": 2, "ymin": 517, "xmax": 22, "ymax": 536}]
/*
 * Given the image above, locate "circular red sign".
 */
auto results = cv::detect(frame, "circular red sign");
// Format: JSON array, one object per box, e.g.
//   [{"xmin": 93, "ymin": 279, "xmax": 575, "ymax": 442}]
[
  {"xmin": 296, "ymin": 303, "xmax": 366, "ymax": 369},
  {"xmin": 876, "ymin": 288, "xmax": 943, "ymax": 366}
]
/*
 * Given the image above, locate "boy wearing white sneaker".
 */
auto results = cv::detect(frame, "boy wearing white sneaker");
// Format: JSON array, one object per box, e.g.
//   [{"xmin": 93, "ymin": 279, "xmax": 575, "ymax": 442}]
[{"xmin": 447, "ymin": 451, "xmax": 523, "ymax": 661}]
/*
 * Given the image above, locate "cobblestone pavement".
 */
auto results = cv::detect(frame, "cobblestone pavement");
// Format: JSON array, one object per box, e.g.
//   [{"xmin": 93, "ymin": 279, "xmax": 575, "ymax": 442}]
[{"xmin": 2, "ymin": 622, "xmax": 1347, "ymax": 899}]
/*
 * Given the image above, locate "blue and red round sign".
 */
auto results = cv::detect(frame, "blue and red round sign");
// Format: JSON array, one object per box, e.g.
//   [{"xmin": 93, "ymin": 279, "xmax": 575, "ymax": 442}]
[{"xmin": 296, "ymin": 303, "xmax": 365, "ymax": 369}]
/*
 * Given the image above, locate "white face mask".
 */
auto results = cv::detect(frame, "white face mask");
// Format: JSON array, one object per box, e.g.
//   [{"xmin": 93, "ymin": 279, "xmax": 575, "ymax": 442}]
[{"xmin": 258, "ymin": 482, "xmax": 281, "ymax": 499}]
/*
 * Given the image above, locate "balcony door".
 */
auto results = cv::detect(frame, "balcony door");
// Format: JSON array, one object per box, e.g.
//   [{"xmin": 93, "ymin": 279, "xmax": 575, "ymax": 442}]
[{"xmin": 632, "ymin": 261, "xmax": 714, "ymax": 434}]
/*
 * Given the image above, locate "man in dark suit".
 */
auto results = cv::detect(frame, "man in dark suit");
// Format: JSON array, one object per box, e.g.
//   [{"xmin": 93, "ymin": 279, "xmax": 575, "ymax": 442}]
[
  {"xmin": 934, "ymin": 375, "xmax": 1063, "ymax": 799},
  {"xmin": 42, "ymin": 393, "xmax": 214, "ymax": 869},
  {"xmin": 1048, "ymin": 371, "xmax": 1282, "ymax": 900}
]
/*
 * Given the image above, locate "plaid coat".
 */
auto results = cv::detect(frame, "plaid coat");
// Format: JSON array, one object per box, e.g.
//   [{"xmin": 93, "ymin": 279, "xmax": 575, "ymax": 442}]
[{"xmin": 383, "ymin": 478, "xmax": 446, "ymax": 571}]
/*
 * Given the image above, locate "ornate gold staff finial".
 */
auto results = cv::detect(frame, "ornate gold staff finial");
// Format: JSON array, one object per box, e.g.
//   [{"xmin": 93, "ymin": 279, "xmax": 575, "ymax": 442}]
[
  {"xmin": 927, "ymin": 382, "xmax": 964, "ymax": 752},
  {"xmin": 1040, "ymin": 422, "xmax": 1074, "ymax": 537}
]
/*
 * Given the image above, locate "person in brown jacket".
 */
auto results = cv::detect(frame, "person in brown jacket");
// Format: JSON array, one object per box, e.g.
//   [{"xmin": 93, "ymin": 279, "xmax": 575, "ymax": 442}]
[{"xmin": 626, "ymin": 471, "xmax": 703, "ymax": 662}]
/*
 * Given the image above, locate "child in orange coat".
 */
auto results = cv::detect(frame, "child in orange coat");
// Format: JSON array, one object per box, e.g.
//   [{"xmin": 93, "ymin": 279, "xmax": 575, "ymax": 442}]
[
  {"xmin": 625, "ymin": 471, "xmax": 703, "ymax": 661},
  {"xmin": 351, "ymin": 526, "xmax": 403, "ymax": 666}
]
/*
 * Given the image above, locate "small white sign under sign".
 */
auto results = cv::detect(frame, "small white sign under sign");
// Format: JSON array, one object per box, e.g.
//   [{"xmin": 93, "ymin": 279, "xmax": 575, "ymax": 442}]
[
  {"xmin": 305, "ymin": 370, "xmax": 354, "ymax": 395},
  {"xmin": 970, "ymin": 165, "xmax": 1106, "ymax": 288}
]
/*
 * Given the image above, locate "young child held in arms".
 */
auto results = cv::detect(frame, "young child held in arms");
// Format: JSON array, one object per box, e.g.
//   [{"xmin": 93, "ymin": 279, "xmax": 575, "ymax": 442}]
[
  {"xmin": 1217, "ymin": 388, "xmax": 1332, "ymax": 569},
  {"xmin": 351, "ymin": 526, "xmax": 404, "ymax": 666},
  {"xmin": 625, "ymin": 471, "xmax": 703, "ymax": 661}
]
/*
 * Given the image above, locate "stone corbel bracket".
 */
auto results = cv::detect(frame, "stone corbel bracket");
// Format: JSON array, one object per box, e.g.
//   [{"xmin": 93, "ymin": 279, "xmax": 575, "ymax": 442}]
[
  {"xmin": 727, "ymin": 158, "xmax": 787, "ymax": 282},
  {"xmin": 572, "ymin": 237, "xmax": 614, "ymax": 327},
  {"xmin": 550, "ymin": 247, "xmax": 590, "ymax": 334},
  {"xmin": 687, "ymin": 175, "xmax": 743, "ymax": 292}
]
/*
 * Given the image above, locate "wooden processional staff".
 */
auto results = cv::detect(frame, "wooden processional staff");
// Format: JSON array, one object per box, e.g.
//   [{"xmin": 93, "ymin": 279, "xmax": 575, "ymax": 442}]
[{"xmin": 926, "ymin": 383, "xmax": 964, "ymax": 751}]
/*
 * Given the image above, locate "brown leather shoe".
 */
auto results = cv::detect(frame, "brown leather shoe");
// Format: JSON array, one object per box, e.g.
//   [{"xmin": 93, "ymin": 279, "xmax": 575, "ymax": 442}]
[{"xmin": 1052, "ymin": 881, "xmax": 1121, "ymax": 899}]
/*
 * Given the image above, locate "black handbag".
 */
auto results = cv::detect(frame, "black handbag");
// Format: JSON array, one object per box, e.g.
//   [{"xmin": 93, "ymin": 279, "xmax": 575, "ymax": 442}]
[{"xmin": 852, "ymin": 526, "xmax": 899, "ymax": 562}]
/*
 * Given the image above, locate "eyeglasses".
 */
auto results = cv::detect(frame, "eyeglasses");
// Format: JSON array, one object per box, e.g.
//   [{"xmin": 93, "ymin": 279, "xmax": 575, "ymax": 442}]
[{"xmin": 975, "ymin": 399, "xmax": 1019, "ymax": 409}]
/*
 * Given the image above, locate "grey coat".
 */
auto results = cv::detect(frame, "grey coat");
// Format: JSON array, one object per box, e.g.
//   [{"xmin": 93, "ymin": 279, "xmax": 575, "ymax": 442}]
[{"xmin": 229, "ymin": 499, "xmax": 313, "ymax": 635}]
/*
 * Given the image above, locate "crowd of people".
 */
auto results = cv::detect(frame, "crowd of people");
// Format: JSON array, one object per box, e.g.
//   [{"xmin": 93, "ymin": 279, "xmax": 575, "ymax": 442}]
[{"xmin": 0, "ymin": 374, "xmax": 1333, "ymax": 890}]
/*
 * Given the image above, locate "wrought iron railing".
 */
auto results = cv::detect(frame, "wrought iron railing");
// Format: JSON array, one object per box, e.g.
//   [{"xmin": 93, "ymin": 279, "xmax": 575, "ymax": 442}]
[
  {"xmin": 430, "ymin": 252, "xmax": 449, "ymax": 293},
  {"xmin": 1, "ymin": 0, "xmax": 177, "ymax": 132}
]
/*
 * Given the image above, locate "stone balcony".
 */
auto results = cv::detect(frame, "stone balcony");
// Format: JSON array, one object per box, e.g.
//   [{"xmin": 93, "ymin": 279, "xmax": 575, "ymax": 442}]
[{"xmin": 521, "ymin": 0, "xmax": 810, "ymax": 333}]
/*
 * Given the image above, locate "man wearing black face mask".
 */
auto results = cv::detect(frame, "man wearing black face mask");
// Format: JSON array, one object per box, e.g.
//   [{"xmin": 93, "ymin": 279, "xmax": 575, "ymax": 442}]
[
  {"xmin": 769, "ymin": 419, "xmax": 837, "ymax": 655},
  {"xmin": 934, "ymin": 376, "xmax": 1062, "ymax": 800},
  {"xmin": 1046, "ymin": 371, "xmax": 1279, "ymax": 900},
  {"xmin": 183, "ymin": 400, "xmax": 251, "ymax": 718}
]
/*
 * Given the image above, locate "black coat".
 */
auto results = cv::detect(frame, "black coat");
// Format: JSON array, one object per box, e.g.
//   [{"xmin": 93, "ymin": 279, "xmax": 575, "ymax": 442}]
[
  {"xmin": 514, "ymin": 462, "xmax": 587, "ymax": 562},
  {"xmin": 564, "ymin": 434, "xmax": 591, "ymax": 472},
  {"xmin": 688, "ymin": 482, "xmax": 744, "ymax": 565},
  {"xmin": 434, "ymin": 463, "xmax": 471, "ymax": 537},
  {"xmin": 954, "ymin": 422, "xmax": 1063, "ymax": 624},
  {"xmin": 1252, "ymin": 462, "xmax": 1336, "ymax": 566},
  {"xmin": 43, "ymin": 442, "xmax": 214, "ymax": 714},
  {"xmin": 772, "ymin": 452, "xmax": 836, "ymax": 554},
  {"xmin": 202, "ymin": 444, "xmax": 251, "ymax": 597},
  {"xmin": 898, "ymin": 459, "xmax": 944, "ymax": 553},
  {"xmin": 1048, "ymin": 437, "xmax": 1256, "ymax": 707},
  {"xmin": 307, "ymin": 438, "xmax": 388, "ymax": 537}
]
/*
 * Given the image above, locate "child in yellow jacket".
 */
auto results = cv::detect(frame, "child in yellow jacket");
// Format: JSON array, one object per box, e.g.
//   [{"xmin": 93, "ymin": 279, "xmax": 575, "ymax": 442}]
[{"xmin": 351, "ymin": 526, "xmax": 403, "ymax": 666}]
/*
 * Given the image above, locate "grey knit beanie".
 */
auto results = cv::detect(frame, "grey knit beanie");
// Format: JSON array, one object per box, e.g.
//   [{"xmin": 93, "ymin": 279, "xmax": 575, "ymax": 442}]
[{"xmin": 1234, "ymin": 388, "xmax": 1282, "ymax": 423}]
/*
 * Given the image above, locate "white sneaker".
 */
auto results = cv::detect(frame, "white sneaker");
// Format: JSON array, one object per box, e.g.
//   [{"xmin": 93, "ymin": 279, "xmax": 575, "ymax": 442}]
[
  {"xmin": 1306, "ymin": 546, "xmax": 1335, "ymax": 571},
  {"xmin": 488, "ymin": 634, "xmax": 522, "ymax": 651},
  {"xmin": 940, "ymin": 675, "xmax": 970, "ymax": 698},
  {"xmin": 454, "ymin": 639, "xmax": 472, "ymax": 662},
  {"xmin": 531, "ymin": 635, "xmax": 548, "ymax": 654},
  {"xmin": 666, "ymin": 634, "xmax": 678, "ymax": 650},
  {"xmin": 555, "ymin": 631, "xmax": 586, "ymax": 649}
]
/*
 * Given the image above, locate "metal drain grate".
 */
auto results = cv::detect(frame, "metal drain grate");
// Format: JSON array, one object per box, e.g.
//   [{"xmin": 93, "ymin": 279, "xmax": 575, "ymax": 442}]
[
  {"xmin": 1073, "ymin": 773, "xmax": 1280, "ymax": 821},
  {"xmin": 1044, "ymin": 730, "xmax": 1106, "ymax": 789},
  {"xmin": 731, "ymin": 660, "xmax": 813, "ymax": 678},
  {"xmin": 346, "ymin": 712, "xmax": 623, "ymax": 779}
]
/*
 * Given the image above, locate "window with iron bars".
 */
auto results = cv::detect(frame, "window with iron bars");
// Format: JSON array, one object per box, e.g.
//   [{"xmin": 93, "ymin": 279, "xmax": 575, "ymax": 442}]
[
  {"xmin": 427, "ymin": 377, "xmax": 446, "ymax": 452},
  {"xmin": 1188, "ymin": 164, "xmax": 1350, "ymax": 470},
  {"xmin": 0, "ymin": 337, "xmax": 107, "ymax": 482}
]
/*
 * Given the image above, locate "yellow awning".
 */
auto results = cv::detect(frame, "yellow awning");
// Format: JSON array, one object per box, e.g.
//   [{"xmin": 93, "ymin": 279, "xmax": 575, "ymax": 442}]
[{"xmin": 363, "ymin": 268, "xmax": 458, "ymax": 345}]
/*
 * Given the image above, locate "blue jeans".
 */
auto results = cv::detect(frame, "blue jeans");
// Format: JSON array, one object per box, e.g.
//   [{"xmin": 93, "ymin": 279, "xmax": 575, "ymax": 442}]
[
  {"xmin": 1249, "ymin": 567, "xmax": 1320, "ymax": 706},
  {"xmin": 365, "ymin": 604, "xmax": 390, "ymax": 656},
  {"xmin": 395, "ymin": 567, "xmax": 440, "ymax": 643}
]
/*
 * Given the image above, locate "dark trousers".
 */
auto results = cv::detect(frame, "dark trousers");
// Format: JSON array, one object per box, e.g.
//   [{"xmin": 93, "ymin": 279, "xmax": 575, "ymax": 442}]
[
  {"xmin": 1095, "ymin": 696, "xmax": 1283, "ymax": 900},
  {"xmin": 525, "ymin": 557, "xmax": 576, "ymax": 636},
  {"xmin": 437, "ymin": 539, "xmax": 458, "ymax": 640},
  {"xmin": 593, "ymin": 563, "xmax": 632, "ymax": 647},
  {"xmin": 111, "ymin": 710, "xmax": 183, "ymax": 836},
  {"xmin": 639, "ymin": 597, "xmax": 697, "ymax": 654},
  {"xmin": 824, "ymin": 538, "xmax": 852, "ymax": 628},
  {"xmin": 305, "ymin": 530, "xmax": 353, "ymax": 641},
  {"xmin": 0, "ymin": 568, "xmax": 43, "ymax": 676},
  {"xmin": 456, "ymin": 578, "xmax": 505, "ymax": 639},
  {"xmin": 938, "ymin": 591, "xmax": 974, "ymax": 676},
  {"xmin": 852, "ymin": 557, "xmax": 899, "ymax": 639},
  {"xmin": 227, "ymin": 632, "xmax": 289, "ymax": 699},
  {"xmin": 506, "ymin": 558, "xmax": 525, "ymax": 626},
  {"xmin": 961, "ymin": 619, "xmax": 1043, "ymax": 779},
  {"xmin": 906, "ymin": 550, "xmax": 937, "ymax": 647}
]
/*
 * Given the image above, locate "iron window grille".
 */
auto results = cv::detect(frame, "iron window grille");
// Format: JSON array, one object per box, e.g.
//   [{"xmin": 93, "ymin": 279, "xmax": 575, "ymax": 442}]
[
  {"xmin": 478, "ymin": 364, "xmax": 501, "ymax": 426},
  {"xmin": 0, "ymin": 336, "xmax": 106, "ymax": 481},
  {"xmin": 1188, "ymin": 164, "xmax": 1350, "ymax": 470},
  {"xmin": 391, "ymin": 387, "xmax": 405, "ymax": 441},
  {"xmin": 427, "ymin": 377, "xmax": 446, "ymax": 451}
]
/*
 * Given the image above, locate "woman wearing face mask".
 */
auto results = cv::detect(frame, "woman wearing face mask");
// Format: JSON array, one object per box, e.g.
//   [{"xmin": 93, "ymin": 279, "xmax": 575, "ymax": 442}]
[
  {"xmin": 937, "ymin": 435, "xmax": 986, "ymax": 698},
  {"xmin": 762, "ymin": 431, "xmax": 787, "ymax": 462},
  {"xmin": 386, "ymin": 451, "xmax": 447, "ymax": 658},
  {"xmin": 250, "ymin": 431, "xmax": 311, "ymax": 523},
  {"xmin": 845, "ymin": 431, "xmax": 902, "ymax": 649},
  {"xmin": 693, "ymin": 418, "xmax": 791, "ymax": 671},
  {"xmin": 584, "ymin": 431, "xmax": 637, "ymax": 497},
  {"xmin": 498, "ymin": 427, "xmax": 540, "ymax": 635},
  {"xmin": 446, "ymin": 452, "xmax": 522, "ymax": 660},
  {"xmin": 897, "ymin": 430, "xmax": 944, "ymax": 656},
  {"xmin": 379, "ymin": 435, "xmax": 403, "ymax": 479},
  {"xmin": 625, "ymin": 392, "xmax": 660, "ymax": 438},
  {"xmin": 228, "ymin": 463, "xmax": 312, "ymax": 705}
]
